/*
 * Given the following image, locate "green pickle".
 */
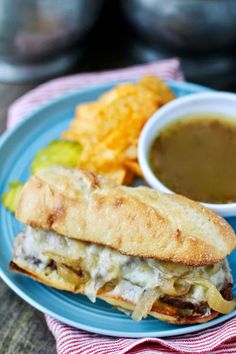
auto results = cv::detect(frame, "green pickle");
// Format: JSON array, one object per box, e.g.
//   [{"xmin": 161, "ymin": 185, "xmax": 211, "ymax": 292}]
[
  {"xmin": 2, "ymin": 140, "xmax": 82, "ymax": 214},
  {"xmin": 2, "ymin": 181, "xmax": 24, "ymax": 213},
  {"xmin": 30, "ymin": 140, "xmax": 82, "ymax": 174}
]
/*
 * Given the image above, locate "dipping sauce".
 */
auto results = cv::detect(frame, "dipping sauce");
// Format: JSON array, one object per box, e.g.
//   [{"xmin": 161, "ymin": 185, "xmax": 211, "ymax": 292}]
[{"xmin": 150, "ymin": 115, "xmax": 236, "ymax": 204}]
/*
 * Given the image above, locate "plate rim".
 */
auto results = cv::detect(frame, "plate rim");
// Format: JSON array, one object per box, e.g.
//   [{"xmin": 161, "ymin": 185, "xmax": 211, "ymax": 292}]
[{"xmin": 1, "ymin": 79, "xmax": 234, "ymax": 338}]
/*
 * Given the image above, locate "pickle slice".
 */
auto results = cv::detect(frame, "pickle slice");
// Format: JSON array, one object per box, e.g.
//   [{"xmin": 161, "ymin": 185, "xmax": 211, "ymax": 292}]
[
  {"xmin": 31, "ymin": 140, "xmax": 82, "ymax": 174},
  {"xmin": 2, "ymin": 181, "xmax": 24, "ymax": 213}
]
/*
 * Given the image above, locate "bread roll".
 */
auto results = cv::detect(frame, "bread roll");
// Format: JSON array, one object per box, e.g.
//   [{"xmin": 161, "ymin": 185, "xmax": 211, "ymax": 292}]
[{"xmin": 16, "ymin": 167, "xmax": 236, "ymax": 266}]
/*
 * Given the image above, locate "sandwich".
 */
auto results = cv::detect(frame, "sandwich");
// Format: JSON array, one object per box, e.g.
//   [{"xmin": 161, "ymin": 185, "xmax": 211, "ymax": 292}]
[{"xmin": 9, "ymin": 167, "xmax": 236, "ymax": 324}]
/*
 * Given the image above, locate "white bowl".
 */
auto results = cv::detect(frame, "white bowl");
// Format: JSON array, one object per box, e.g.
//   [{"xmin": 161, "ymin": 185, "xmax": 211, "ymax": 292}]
[{"xmin": 138, "ymin": 92, "xmax": 236, "ymax": 217}]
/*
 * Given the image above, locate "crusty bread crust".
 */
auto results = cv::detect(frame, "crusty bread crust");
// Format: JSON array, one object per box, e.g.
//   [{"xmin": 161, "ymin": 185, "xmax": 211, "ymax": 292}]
[
  {"xmin": 16, "ymin": 167, "xmax": 236, "ymax": 266},
  {"xmin": 9, "ymin": 261, "xmax": 219, "ymax": 324},
  {"xmin": 99, "ymin": 295, "xmax": 219, "ymax": 324}
]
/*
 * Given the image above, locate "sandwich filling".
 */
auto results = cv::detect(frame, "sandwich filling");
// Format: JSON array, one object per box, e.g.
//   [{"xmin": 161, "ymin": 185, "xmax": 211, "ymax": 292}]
[{"xmin": 13, "ymin": 226, "xmax": 235, "ymax": 320}]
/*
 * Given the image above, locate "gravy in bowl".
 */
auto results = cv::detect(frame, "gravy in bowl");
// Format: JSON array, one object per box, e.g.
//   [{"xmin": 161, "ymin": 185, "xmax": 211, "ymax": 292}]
[{"xmin": 150, "ymin": 114, "xmax": 236, "ymax": 204}]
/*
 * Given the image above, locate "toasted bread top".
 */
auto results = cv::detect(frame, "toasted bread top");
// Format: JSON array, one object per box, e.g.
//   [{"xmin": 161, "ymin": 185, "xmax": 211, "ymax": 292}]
[{"xmin": 16, "ymin": 167, "xmax": 236, "ymax": 266}]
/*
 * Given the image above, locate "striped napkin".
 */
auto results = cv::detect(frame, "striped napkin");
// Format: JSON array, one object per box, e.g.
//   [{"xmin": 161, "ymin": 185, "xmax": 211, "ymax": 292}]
[
  {"xmin": 8, "ymin": 59, "xmax": 183, "ymax": 128},
  {"xmin": 46, "ymin": 315, "xmax": 236, "ymax": 354},
  {"xmin": 8, "ymin": 59, "xmax": 236, "ymax": 354}
]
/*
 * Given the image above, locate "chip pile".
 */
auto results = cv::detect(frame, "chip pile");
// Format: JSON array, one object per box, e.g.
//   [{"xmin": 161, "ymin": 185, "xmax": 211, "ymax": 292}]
[{"xmin": 63, "ymin": 76, "xmax": 175, "ymax": 184}]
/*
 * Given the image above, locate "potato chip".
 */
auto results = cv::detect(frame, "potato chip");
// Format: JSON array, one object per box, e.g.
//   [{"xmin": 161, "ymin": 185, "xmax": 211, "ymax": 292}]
[
  {"xmin": 124, "ymin": 160, "xmax": 143, "ymax": 177},
  {"xmin": 139, "ymin": 76, "xmax": 175, "ymax": 105},
  {"xmin": 104, "ymin": 169, "xmax": 127, "ymax": 185},
  {"xmin": 123, "ymin": 169, "xmax": 135, "ymax": 186},
  {"xmin": 62, "ymin": 76, "xmax": 175, "ymax": 184}
]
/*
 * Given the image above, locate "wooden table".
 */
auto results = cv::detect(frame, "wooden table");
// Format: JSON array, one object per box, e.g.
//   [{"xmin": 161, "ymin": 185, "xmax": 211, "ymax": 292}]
[
  {"xmin": 0, "ymin": 83, "xmax": 57, "ymax": 354},
  {"xmin": 0, "ymin": 55, "xmax": 124, "ymax": 348}
]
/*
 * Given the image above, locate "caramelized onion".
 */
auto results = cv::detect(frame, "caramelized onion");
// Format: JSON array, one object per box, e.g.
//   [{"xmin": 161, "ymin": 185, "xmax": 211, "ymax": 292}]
[
  {"xmin": 57, "ymin": 264, "xmax": 81, "ymax": 289},
  {"xmin": 192, "ymin": 278, "xmax": 235, "ymax": 314},
  {"xmin": 158, "ymin": 260, "xmax": 190, "ymax": 277},
  {"xmin": 132, "ymin": 289, "xmax": 159, "ymax": 321},
  {"xmin": 162, "ymin": 279, "xmax": 191, "ymax": 296},
  {"xmin": 207, "ymin": 285, "xmax": 235, "ymax": 314},
  {"xmin": 44, "ymin": 251, "xmax": 88, "ymax": 290},
  {"xmin": 43, "ymin": 251, "xmax": 82, "ymax": 270}
]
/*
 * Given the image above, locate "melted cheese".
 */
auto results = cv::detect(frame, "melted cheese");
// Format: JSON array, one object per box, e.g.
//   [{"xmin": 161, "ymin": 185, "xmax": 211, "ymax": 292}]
[
  {"xmin": 107, "ymin": 280, "xmax": 144, "ymax": 303},
  {"xmin": 14, "ymin": 226, "xmax": 230, "ymax": 306}
]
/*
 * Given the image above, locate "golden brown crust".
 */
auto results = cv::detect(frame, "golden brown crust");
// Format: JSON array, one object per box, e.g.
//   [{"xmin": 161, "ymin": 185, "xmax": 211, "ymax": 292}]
[
  {"xmin": 99, "ymin": 295, "xmax": 219, "ymax": 324},
  {"xmin": 9, "ymin": 261, "xmax": 219, "ymax": 324},
  {"xmin": 16, "ymin": 167, "xmax": 236, "ymax": 266}
]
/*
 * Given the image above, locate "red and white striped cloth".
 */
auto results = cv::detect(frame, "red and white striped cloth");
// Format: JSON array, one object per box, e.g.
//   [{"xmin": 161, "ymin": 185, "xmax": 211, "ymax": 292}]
[
  {"xmin": 46, "ymin": 315, "xmax": 236, "ymax": 354},
  {"xmin": 8, "ymin": 59, "xmax": 236, "ymax": 353},
  {"xmin": 8, "ymin": 59, "xmax": 183, "ymax": 128}
]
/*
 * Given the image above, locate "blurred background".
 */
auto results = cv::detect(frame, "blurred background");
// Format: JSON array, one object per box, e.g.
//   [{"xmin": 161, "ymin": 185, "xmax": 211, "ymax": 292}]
[{"xmin": 0, "ymin": 0, "xmax": 236, "ymax": 89}]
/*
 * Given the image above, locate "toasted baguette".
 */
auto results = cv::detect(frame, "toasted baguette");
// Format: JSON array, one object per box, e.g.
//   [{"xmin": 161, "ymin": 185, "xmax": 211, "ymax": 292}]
[
  {"xmin": 9, "ymin": 261, "xmax": 219, "ymax": 324},
  {"xmin": 16, "ymin": 167, "xmax": 236, "ymax": 266}
]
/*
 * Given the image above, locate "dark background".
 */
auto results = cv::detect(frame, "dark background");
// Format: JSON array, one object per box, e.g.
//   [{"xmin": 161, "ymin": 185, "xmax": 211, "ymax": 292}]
[{"xmin": 74, "ymin": 0, "xmax": 236, "ymax": 90}]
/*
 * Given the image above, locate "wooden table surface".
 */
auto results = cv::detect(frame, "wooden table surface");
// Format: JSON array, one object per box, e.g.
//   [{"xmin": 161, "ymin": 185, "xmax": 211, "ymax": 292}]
[{"xmin": 0, "ymin": 83, "xmax": 57, "ymax": 354}]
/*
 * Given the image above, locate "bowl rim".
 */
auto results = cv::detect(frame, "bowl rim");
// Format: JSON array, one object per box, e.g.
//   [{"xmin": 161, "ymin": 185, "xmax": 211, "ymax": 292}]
[{"xmin": 138, "ymin": 91, "xmax": 236, "ymax": 217}]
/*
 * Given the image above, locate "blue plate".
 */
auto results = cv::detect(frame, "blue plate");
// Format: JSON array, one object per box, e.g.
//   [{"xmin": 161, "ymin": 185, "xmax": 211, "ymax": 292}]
[{"xmin": 0, "ymin": 80, "xmax": 235, "ymax": 338}]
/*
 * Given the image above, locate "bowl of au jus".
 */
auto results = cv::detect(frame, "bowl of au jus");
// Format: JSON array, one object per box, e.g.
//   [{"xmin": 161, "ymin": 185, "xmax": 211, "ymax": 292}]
[{"xmin": 138, "ymin": 92, "xmax": 236, "ymax": 217}]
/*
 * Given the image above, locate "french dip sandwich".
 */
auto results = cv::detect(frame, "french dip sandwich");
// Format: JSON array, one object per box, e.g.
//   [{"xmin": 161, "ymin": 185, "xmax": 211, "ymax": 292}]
[{"xmin": 10, "ymin": 167, "xmax": 236, "ymax": 324}]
